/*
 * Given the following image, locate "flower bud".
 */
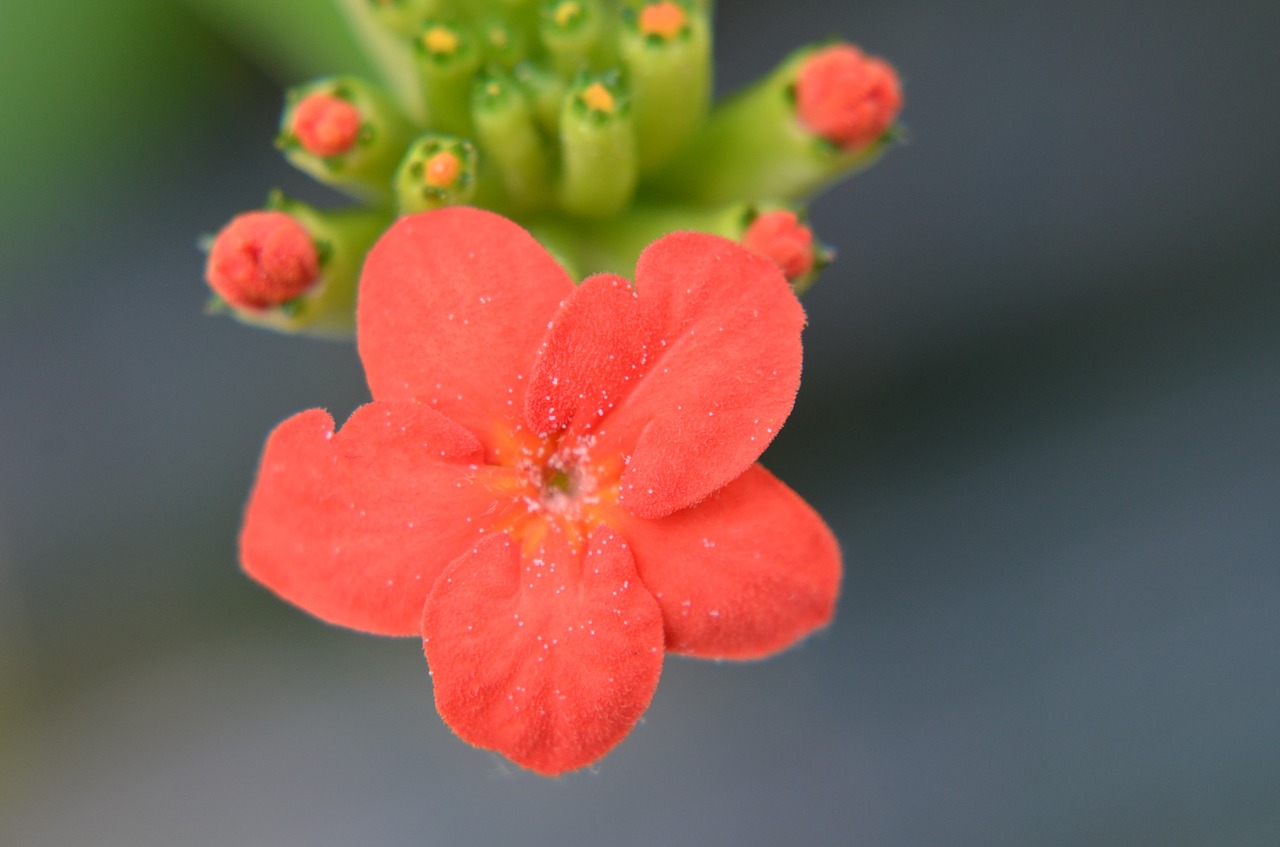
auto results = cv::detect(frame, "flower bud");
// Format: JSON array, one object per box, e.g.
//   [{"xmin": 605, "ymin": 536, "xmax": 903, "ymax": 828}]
[
  {"xmin": 620, "ymin": 0, "xmax": 712, "ymax": 173},
  {"xmin": 414, "ymin": 21, "xmax": 483, "ymax": 136},
  {"xmin": 205, "ymin": 211, "xmax": 319, "ymax": 310},
  {"xmin": 472, "ymin": 69, "xmax": 554, "ymax": 209},
  {"xmin": 290, "ymin": 92, "xmax": 363, "ymax": 158},
  {"xmin": 278, "ymin": 78, "xmax": 416, "ymax": 203},
  {"xmin": 394, "ymin": 134, "xmax": 480, "ymax": 213},
  {"xmin": 741, "ymin": 210, "xmax": 815, "ymax": 282},
  {"xmin": 204, "ymin": 195, "xmax": 390, "ymax": 337},
  {"xmin": 794, "ymin": 44, "xmax": 902, "ymax": 150},
  {"xmin": 558, "ymin": 73, "xmax": 637, "ymax": 218},
  {"xmin": 540, "ymin": 0, "xmax": 616, "ymax": 78}
]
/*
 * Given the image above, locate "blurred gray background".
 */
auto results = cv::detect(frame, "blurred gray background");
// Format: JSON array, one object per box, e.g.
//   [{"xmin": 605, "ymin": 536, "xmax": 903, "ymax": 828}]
[{"xmin": 2, "ymin": 1, "xmax": 1277, "ymax": 844}]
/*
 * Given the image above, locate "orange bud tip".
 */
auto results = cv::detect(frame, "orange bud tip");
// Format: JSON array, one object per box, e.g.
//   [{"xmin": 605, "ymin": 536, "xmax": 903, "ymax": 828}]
[
  {"xmin": 290, "ymin": 92, "xmax": 363, "ymax": 158},
  {"xmin": 638, "ymin": 2, "xmax": 688, "ymax": 40},
  {"xmin": 795, "ymin": 44, "xmax": 903, "ymax": 151},
  {"xmin": 424, "ymin": 151, "xmax": 463, "ymax": 188},
  {"xmin": 742, "ymin": 210, "xmax": 815, "ymax": 281},
  {"xmin": 205, "ymin": 211, "xmax": 319, "ymax": 310},
  {"xmin": 423, "ymin": 25, "xmax": 460, "ymax": 56},
  {"xmin": 581, "ymin": 82, "xmax": 616, "ymax": 114}
]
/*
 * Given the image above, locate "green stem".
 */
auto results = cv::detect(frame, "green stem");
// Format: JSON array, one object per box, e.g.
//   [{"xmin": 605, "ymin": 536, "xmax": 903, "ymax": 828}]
[{"xmin": 472, "ymin": 69, "xmax": 554, "ymax": 210}]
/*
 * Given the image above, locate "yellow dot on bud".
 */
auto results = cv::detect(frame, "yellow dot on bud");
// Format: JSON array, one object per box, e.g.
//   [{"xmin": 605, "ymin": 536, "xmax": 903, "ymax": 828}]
[
  {"xmin": 554, "ymin": 1, "xmax": 582, "ymax": 28},
  {"xmin": 423, "ymin": 151, "xmax": 463, "ymax": 188},
  {"xmin": 423, "ymin": 26, "xmax": 460, "ymax": 56},
  {"xmin": 638, "ymin": 1, "xmax": 687, "ymax": 39},
  {"xmin": 580, "ymin": 82, "xmax": 615, "ymax": 114}
]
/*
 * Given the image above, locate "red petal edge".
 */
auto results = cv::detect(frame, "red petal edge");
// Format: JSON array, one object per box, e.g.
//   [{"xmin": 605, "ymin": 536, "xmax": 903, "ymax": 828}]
[
  {"xmin": 358, "ymin": 208, "xmax": 575, "ymax": 454},
  {"xmin": 240, "ymin": 400, "xmax": 496, "ymax": 636},
  {"xmin": 423, "ymin": 527, "xmax": 664, "ymax": 775},
  {"xmin": 618, "ymin": 464, "xmax": 842, "ymax": 659},
  {"xmin": 604, "ymin": 232, "xmax": 805, "ymax": 519}
]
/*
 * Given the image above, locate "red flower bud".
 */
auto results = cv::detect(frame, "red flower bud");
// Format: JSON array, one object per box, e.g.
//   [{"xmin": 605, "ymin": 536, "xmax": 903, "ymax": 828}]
[
  {"xmin": 794, "ymin": 44, "xmax": 902, "ymax": 150},
  {"xmin": 205, "ymin": 211, "xmax": 319, "ymax": 309},
  {"xmin": 741, "ymin": 210, "xmax": 815, "ymax": 281},
  {"xmin": 290, "ymin": 92, "xmax": 362, "ymax": 158}
]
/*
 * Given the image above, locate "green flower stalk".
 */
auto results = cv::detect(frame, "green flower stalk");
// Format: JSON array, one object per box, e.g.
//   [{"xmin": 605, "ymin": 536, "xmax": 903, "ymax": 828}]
[
  {"xmin": 539, "ymin": 0, "xmax": 616, "ymax": 78},
  {"xmin": 203, "ymin": 1, "xmax": 904, "ymax": 337},
  {"xmin": 471, "ymin": 68, "xmax": 554, "ymax": 210},
  {"xmin": 558, "ymin": 73, "xmax": 637, "ymax": 218},
  {"xmin": 619, "ymin": 0, "xmax": 711, "ymax": 173},
  {"xmin": 414, "ymin": 21, "xmax": 483, "ymax": 136}
]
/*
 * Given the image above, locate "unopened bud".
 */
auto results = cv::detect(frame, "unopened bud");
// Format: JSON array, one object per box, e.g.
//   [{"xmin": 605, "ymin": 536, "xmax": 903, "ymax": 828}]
[
  {"xmin": 289, "ymin": 92, "xmax": 363, "ymax": 158},
  {"xmin": 794, "ymin": 44, "xmax": 902, "ymax": 150},
  {"xmin": 741, "ymin": 210, "xmax": 814, "ymax": 281},
  {"xmin": 278, "ymin": 78, "xmax": 415, "ymax": 203},
  {"xmin": 205, "ymin": 211, "xmax": 319, "ymax": 310},
  {"xmin": 395, "ymin": 134, "xmax": 479, "ymax": 213}
]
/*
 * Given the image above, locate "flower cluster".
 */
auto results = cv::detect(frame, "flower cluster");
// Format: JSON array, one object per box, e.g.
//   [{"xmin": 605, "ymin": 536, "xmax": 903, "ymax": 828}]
[
  {"xmin": 203, "ymin": 1, "xmax": 902, "ymax": 335},
  {"xmin": 209, "ymin": 2, "xmax": 905, "ymax": 775}
]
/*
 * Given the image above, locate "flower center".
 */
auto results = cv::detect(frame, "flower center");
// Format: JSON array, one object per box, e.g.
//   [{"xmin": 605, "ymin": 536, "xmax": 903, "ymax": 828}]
[{"xmin": 484, "ymin": 425, "xmax": 624, "ymax": 551}]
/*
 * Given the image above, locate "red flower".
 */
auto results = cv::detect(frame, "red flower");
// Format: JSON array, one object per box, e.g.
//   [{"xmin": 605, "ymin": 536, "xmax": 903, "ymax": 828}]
[{"xmin": 240, "ymin": 208, "xmax": 841, "ymax": 775}]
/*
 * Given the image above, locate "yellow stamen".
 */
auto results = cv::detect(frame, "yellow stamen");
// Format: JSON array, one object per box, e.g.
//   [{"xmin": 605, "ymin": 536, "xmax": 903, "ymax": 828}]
[{"xmin": 580, "ymin": 82, "xmax": 615, "ymax": 114}]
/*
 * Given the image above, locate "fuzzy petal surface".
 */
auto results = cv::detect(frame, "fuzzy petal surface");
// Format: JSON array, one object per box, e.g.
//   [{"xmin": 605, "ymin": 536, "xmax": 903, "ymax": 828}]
[
  {"xmin": 358, "ymin": 208, "xmax": 575, "ymax": 453},
  {"xmin": 597, "ymin": 232, "xmax": 805, "ymax": 519},
  {"xmin": 422, "ymin": 528, "xmax": 664, "ymax": 775},
  {"xmin": 618, "ymin": 464, "xmax": 841, "ymax": 659},
  {"xmin": 241, "ymin": 400, "xmax": 499, "ymax": 636},
  {"xmin": 525, "ymin": 273, "xmax": 658, "ymax": 439}
]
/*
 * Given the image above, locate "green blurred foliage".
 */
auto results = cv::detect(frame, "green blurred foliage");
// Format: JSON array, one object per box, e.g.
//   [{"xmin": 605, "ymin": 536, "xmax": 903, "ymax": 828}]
[
  {"xmin": 178, "ymin": 0, "xmax": 373, "ymax": 81},
  {"xmin": 0, "ymin": 0, "xmax": 368, "ymax": 306}
]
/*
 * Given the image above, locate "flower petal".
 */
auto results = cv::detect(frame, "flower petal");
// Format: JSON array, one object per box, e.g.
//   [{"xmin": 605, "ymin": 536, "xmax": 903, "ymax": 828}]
[
  {"xmin": 618, "ymin": 464, "xmax": 841, "ymax": 659},
  {"xmin": 357, "ymin": 207, "xmax": 575, "ymax": 452},
  {"xmin": 422, "ymin": 527, "xmax": 664, "ymax": 775},
  {"xmin": 604, "ymin": 232, "xmax": 805, "ymax": 518},
  {"xmin": 240, "ymin": 400, "xmax": 499, "ymax": 636},
  {"xmin": 525, "ymin": 273, "xmax": 658, "ymax": 438}
]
